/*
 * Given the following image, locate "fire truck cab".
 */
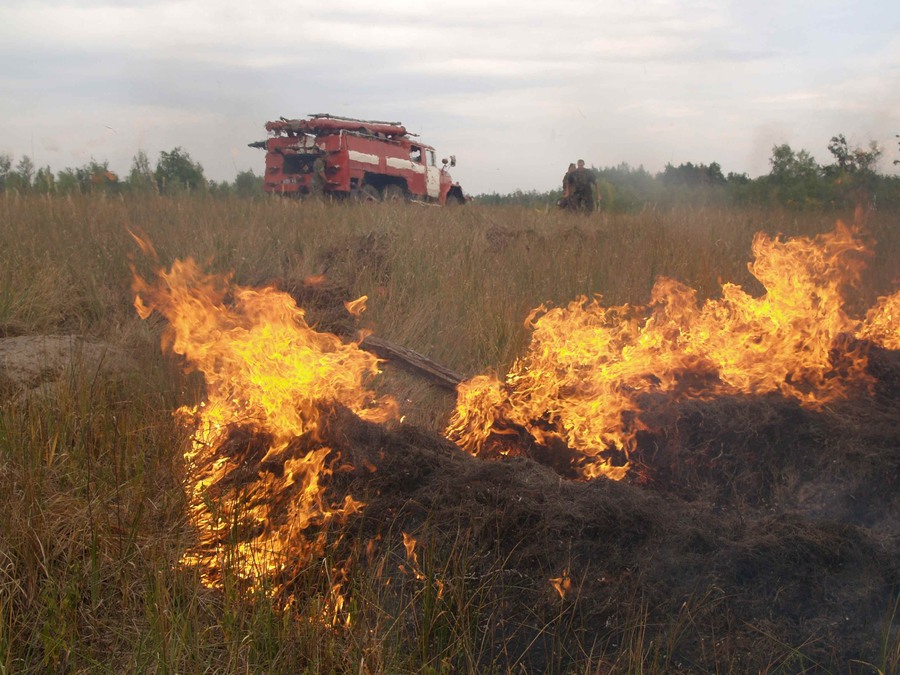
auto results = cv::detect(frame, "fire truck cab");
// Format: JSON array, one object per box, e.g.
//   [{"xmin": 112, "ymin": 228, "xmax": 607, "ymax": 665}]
[{"xmin": 250, "ymin": 114, "xmax": 466, "ymax": 204}]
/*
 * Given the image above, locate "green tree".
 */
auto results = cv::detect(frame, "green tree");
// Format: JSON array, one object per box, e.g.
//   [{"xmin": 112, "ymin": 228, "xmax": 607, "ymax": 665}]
[
  {"xmin": 660, "ymin": 161, "xmax": 726, "ymax": 187},
  {"xmin": 852, "ymin": 141, "xmax": 881, "ymax": 174},
  {"xmin": 127, "ymin": 150, "xmax": 157, "ymax": 192},
  {"xmin": 15, "ymin": 155, "xmax": 34, "ymax": 190},
  {"xmin": 826, "ymin": 134, "xmax": 852, "ymax": 172},
  {"xmin": 155, "ymin": 147, "xmax": 205, "ymax": 193},
  {"xmin": 0, "ymin": 154, "xmax": 11, "ymax": 191},
  {"xmin": 768, "ymin": 143, "xmax": 822, "ymax": 207},
  {"xmin": 33, "ymin": 166, "xmax": 55, "ymax": 193},
  {"xmin": 207, "ymin": 179, "xmax": 232, "ymax": 197},
  {"xmin": 594, "ymin": 162, "xmax": 660, "ymax": 211},
  {"xmin": 56, "ymin": 168, "xmax": 79, "ymax": 193},
  {"xmin": 769, "ymin": 144, "xmax": 819, "ymax": 181},
  {"xmin": 3, "ymin": 155, "xmax": 35, "ymax": 192},
  {"xmin": 824, "ymin": 134, "xmax": 883, "ymax": 208},
  {"xmin": 707, "ymin": 161, "xmax": 726, "ymax": 185},
  {"xmin": 53, "ymin": 160, "xmax": 115, "ymax": 193},
  {"xmin": 233, "ymin": 169, "xmax": 262, "ymax": 198},
  {"xmin": 826, "ymin": 134, "xmax": 882, "ymax": 175},
  {"xmin": 79, "ymin": 159, "xmax": 116, "ymax": 193}
]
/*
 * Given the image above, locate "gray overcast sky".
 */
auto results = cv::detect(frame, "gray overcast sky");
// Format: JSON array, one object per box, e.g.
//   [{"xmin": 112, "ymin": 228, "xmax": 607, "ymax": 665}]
[{"xmin": 2, "ymin": 0, "xmax": 899, "ymax": 194}]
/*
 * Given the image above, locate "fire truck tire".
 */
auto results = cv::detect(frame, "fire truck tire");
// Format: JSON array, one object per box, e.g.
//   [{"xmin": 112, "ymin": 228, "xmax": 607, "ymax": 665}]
[
  {"xmin": 357, "ymin": 184, "xmax": 381, "ymax": 202},
  {"xmin": 381, "ymin": 184, "xmax": 406, "ymax": 202}
]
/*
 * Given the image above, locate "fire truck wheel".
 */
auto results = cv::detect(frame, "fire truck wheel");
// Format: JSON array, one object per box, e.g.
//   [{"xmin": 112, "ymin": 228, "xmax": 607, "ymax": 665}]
[
  {"xmin": 357, "ymin": 185, "xmax": 381, "ymax": 202},
  {"xmin": 382, "ymin": 184, "xmax": 406, "ymax": 202}
]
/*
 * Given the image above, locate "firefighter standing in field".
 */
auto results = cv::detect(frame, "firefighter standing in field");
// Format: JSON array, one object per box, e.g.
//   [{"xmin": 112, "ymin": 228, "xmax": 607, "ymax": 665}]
[
  {"xmin": 561, "ymin": 162, "xmax": 576, "ymax": 208},
  {"xmin": 308, "ymin": 155, "xmax": 327, "ymax": 199},
  {"xmin": 571, "ymin": 159, "xmax": 600, "ymax": 213}
]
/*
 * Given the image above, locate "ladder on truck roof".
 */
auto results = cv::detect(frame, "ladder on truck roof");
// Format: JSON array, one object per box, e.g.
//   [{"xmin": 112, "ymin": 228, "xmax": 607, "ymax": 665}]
[
  {"xmin": 263, "ymin": 115, "xmax": 417, "ymax": 139},
  {"xmin": 304, "ymin": 115, "xmax": 414, "ymax": 138},
  {"xmin": 309, "ymin": 113, "xmax": 402, "ymax": 126}
]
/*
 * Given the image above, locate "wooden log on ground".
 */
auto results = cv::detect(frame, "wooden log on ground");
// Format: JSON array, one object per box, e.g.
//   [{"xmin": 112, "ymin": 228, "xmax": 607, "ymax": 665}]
[{"xmin": 360, "ymin": 335, "xmax": 464, "ymax": 391}]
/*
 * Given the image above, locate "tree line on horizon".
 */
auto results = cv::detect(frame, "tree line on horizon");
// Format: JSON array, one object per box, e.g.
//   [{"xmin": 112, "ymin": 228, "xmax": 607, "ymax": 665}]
[
  {"xmin": 0, "ymin": 147, "xmax": 262, "ymax": 198},
  {"xmin": 1, "ymin": 134, "xmax": 898, "ymax": 211},
  {"xmin": 479, "ymin": 134, "xmax": 900, "ymax": 211}
]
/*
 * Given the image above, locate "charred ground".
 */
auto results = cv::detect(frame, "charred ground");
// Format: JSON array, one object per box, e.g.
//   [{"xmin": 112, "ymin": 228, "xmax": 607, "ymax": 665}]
[{"xmin": 199, "ymin": 344, "xmax": 899, "ymax": 673}]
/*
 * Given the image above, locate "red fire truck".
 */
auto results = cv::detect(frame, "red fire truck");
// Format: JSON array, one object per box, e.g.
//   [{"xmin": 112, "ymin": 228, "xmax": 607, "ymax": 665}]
[{"xmin": 250, "ymin": 114, "xmax": 466, "ymax": 204}]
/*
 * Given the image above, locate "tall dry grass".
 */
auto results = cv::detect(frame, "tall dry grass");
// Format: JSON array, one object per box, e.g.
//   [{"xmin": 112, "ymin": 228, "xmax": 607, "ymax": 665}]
[{"xmin": 0, "ymin": 192, "xmax": 897, "ymax": 672}]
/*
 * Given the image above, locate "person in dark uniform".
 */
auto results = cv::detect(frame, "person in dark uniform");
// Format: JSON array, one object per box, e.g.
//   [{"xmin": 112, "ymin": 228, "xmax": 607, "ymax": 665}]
[
  {"xmin": 557, "ymin": 163, "xmax": 577, "ymax": 210},
  {"xmin": 572, "ymin": 159, "xmax": 599, "ymax": 213},
  {"xmin": 563, "ymin": 162, "xmax": 576, "ymax": 201}
]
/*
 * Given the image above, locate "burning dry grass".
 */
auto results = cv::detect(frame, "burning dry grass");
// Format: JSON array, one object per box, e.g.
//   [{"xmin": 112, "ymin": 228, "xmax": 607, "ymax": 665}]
[
  {"xmin": 448, "ymin": 224, "xmax": 897, "ymax": 481},
  {"xmin": 0, "ymin": 192, "xmax": 898, "ymax": 672}
]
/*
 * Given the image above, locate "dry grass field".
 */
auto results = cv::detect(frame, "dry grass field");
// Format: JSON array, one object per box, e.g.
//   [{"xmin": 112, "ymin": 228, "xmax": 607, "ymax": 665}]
[{"xmin": 0, "ymin": 193, "xmax": 897, "ymax": 673}]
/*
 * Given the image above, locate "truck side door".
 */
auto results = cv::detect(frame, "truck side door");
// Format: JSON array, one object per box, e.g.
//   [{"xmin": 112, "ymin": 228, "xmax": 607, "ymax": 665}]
[{"xmin": 424, "ymin": 149, "xmax": 440, "ymax": 200}]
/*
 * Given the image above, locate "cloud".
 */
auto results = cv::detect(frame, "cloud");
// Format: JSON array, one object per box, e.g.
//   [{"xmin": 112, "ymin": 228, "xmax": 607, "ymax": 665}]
[{"xmin": 1, "ymin": 0, "xmax": 898, "ymax": 191}]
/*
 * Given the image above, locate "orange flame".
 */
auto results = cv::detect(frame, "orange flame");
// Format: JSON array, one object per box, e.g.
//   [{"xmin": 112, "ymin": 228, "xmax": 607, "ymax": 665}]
[
  {"xmin": 344, "ymin": 294, "xmax": 369, "ymax": 317},
  {"xmin": 402, "ymin": 531, "xmax": 418, "ymax": 565},
  {"xmin": 401, "ymin": 532, "xmax": 425, "ymax": 581},
  {"xmin": 132, "ymin": 254, "xmax": 396, "ymax": 595},
  {"xmin": 448, "ymin": 224, "xmax": 898, "ymax": 479},
  {"xmin": 550, "ymin": 570, "xmax": 571, "ymax": 599}
]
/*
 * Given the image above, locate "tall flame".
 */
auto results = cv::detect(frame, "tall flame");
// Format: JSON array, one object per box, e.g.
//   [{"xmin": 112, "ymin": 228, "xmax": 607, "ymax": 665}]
[
  {"xmin": 448, "ymin": 224, "xmax": 898, "ymax": 479},
  {"xmin": 133, "ymin": 255, "xmax": 396, "ymax": 592}
]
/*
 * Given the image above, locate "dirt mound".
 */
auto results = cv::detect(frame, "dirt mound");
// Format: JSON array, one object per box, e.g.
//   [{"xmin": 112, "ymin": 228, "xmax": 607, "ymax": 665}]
[{"xmin": 0, "ymin": 335, "xmax": 134, "ymax": 396}]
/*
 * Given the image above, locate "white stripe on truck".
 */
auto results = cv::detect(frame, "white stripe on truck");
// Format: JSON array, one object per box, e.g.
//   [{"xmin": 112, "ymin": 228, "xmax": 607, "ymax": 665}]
[
  {"xmin": 386, "ymin": 157, "xmax": 426, "ymax": 174},
  {"xmin": 348, "ymin": 150, "xmax": 380, "ymax": 165}
]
